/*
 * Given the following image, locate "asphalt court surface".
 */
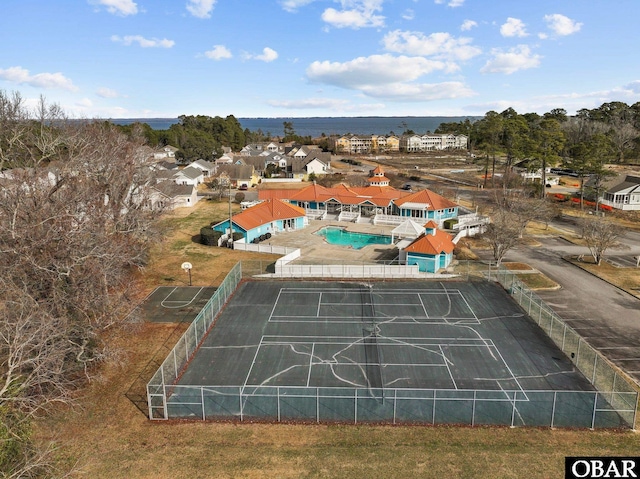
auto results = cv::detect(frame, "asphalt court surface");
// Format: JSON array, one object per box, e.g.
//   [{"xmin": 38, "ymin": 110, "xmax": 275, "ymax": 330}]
[
  {"xmin": 177, "ymin": 280, "xmax": 594, "ymax": 393},
  {"xmin": 139, "ymin": 286, "xmax": 217, "ymax": 323}
]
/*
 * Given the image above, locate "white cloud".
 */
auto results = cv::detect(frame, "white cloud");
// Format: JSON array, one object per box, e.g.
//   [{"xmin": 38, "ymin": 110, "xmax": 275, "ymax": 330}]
[
  {"xmin": 0, "ymin": 66, "xmax": 78, "ymax": 91},
  {"xmin": 402, "ymin": 9, "xmax": 415, "ymax": 20},
  {"xmin": 205, "ymin": 45, "xmax": 232, "ymax": 60},
  {"xmin": 90, "ymin": 0, "xmax": 138, "ymax": 16},
  {"xmin": 544, "ymin": 14, "xmax": 582, "ymax": 36},
  {"xmin": 481, "ymin": 45, "xmax": 541, "ymax": 74},
  {"xmin": 111, "ymin": 35, "xmax": 175, "ymax": 48},
  {"xmin": 362, "ymin": 81, "xmax": 474, "ymax": 101},
  {"xmin": 382, "ymin": 30, "xmax": 481, "ymax": 61},
  {"xmin": 268, "ymin": 98, "xmax": 386, "ymax": 112},
  {"xmin": 76, "ymin": 98, "xmax": 93, "ymax": 108},
  {"xmin": 96, "ymin": 87, "xmax": 120, "ymax": 98},
  {"xmin": 307, "ymin": 54, "xmax": 447, "ymax": 88},
  {"xmin": 244, "ymin": 47, "xmax": 279, "ymax": 62},
  {"xmin": 186, "ymin": 0, "xmax": 217, "ymax": 19},
  {"xmin": 460, "ymin": 20, "xmax": 477, "ymax": 31},
  {"xmin": 305, "ymin": 54, "xmax": 474, "ymax": 102},
  {"xmin": 434, "ymin": 0, "xmax": 465, "ymax": 7},
  {"xmin": 268, "ymin": 98, "xmax": 351, "ymax": 109},
  {"xmin": 321, "ymin": 0, "xmax": 385, "ymax": 29},
  {"xmin": 279, "ymin": 0, "xmax": 317, "ymax": 12},
  {"xmin": 500, "ymin": 17, "xmax": 528, "ymax": 37}
]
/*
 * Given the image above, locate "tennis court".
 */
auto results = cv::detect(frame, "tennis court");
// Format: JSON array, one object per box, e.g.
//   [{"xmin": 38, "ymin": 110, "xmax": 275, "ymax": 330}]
[{"xmin": 150, "ymin": 278, "xmax": 636, "ymax": 428}]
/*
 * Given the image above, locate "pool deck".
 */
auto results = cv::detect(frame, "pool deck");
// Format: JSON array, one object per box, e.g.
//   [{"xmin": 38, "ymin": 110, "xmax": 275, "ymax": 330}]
[{"xmin": 265, "ymin": 220, "xmax": 401, "ymax": 265}]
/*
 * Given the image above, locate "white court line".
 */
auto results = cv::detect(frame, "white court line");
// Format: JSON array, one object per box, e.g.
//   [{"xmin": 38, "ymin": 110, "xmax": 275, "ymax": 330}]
[
  {"xmin": 262, "ymin": 340, "xmax": 495, "ymax": 347},
  {"xmin": 439, "ymin": 345, "xmax": 458, "ymax": 389},
  {"xmin": 267, "ymin": 288, "xmax": 283, "ymax": 323},
  {"xmin": 490, "ymin": 344, "xmax": 526, "ymax": 395},
  {"xmin": 160, "ymin": 286, "xmax": 205, "ymax": 309},
  {"xmin": 317, "ymin": 292, "xmax": 322, "ymax": 317},
  {"xmin": 243, "ymin": 336, "xmax": 264, "ymax": 388},
  {"xmin": 306, "ymin": 343, "xmax": 315, "ymax": 387},
  {"xmin": 279, "ymin": 288, "xmax": 463, "ymax": 292},
  {"xmin": 459, "ymin": 292, "xmax": 479, "ymax": 321},
  {"xmin": 268, "ymin": 315, "xmax": 474, "ymax": 321},
  {"xmin": 261, "ymin": 334, "xmax": 493, "ymax": 342},
  {"xmin": 417, "ymin": 293, "xmax": 429, "ymax": 319}
]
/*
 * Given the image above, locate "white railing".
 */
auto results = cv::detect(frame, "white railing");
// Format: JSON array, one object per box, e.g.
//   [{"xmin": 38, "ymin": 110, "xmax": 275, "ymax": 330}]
[
  {"xmin": 372, "ymin": 214, "xmax": 405, "ymax": 226},
  {"xmin": 338, "ymin": 211, "xmax": 360, "ymax": 222}
]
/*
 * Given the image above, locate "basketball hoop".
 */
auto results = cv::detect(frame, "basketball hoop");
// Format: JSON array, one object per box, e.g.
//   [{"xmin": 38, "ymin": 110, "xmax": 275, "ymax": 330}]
[{"xmin": 181, "ymin": 262, "xmax": 193, "ymax": 286}]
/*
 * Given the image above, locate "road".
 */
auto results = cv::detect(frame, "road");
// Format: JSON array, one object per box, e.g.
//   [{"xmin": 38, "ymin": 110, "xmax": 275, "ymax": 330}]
[{"xmin": 490, "ymin": 234, "xmax": 640, "ymax": 385}]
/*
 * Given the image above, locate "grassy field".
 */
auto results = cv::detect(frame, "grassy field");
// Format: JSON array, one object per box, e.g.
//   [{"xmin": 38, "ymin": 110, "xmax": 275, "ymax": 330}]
[{"xmin": 36, "ymin": 198, "xmax": 640, "ymax": 479}]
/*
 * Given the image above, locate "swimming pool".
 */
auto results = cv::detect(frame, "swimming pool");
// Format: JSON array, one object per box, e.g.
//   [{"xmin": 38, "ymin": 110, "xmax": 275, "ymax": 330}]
[{"xmin": 315, "ymin": 226, "xmax": 392, "ymax": 250}]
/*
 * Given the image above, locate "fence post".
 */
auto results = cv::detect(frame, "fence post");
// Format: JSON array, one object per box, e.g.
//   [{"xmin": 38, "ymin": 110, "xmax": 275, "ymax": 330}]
[
  {"xmin": 393, "ymin": 390, "xmax": 397, "ymax": 425},
  {"xmin": 510, "ymin": 391, "xmax": 517, "ymax": 427},
  {"xmin": 432, "ymin": 390, "xmax": 437, "ymax": 425},
  {"xmin": 201, "ymin": 387, "xmax": 205, "ymax": 420},
  {"xmin": 354, "ymin": 389, "xmax": 358, "ymax": 424},
  {"xmin": 551, "ymin": 392, "xmax": 557, "ymax": 428},
  {"xmin": 591, "ymin": 393, "xmax": 598, "ymax": 430},
  {"xmin": 472, "ymin": 391, "xmax": 476, "ymax": 427},
  {"xmin": 239, "ymin": 387, "xmax": 244, "ymax": 422},
  {"xmin": 592, "ymin": 354, "xmax": 598, "ymax": 384},
  {"xmin": 277, "ymin": 387, "xmax": 281, "ymax": 422},
  {"xmin": 316, "ymin": 387, "xmax": 320, "ymax": 423},
  {"xmin": 173, "ymin": 350, "xmax": 178, "ymax": 379}
]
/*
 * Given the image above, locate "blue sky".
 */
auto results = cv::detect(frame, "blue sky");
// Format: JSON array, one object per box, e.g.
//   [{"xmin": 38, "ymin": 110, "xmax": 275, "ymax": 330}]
[{"xmin": 2, "ymin": 0, "xmax": 639, "ymax": 119}]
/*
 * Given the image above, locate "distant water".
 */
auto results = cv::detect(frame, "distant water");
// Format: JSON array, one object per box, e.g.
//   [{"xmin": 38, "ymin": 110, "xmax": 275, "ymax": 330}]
[{"xmin": 111, "ymin": 116, "xmax": 478, "ymax": 137}]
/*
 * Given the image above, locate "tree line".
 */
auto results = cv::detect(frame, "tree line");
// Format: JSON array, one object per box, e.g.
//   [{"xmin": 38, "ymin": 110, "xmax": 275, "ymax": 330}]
[
  {"xmin": 0, "ymin": 91, "xmax": 163, "ymax": 477},
  {"xmin": 436, "ymin": 101, "xmax": 640, "ymax": 196}
]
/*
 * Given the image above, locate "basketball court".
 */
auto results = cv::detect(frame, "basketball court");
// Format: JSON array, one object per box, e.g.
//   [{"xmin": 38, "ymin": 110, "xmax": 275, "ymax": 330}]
[{"xmin": 139, "ymin": 286, "xmax": 217, "ymax": 323}]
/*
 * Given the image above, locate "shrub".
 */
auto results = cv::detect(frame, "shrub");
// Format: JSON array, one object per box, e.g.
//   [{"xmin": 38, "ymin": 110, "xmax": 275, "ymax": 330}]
[{"xmin": 200, "ymin": 227, "xmax": 222, "ymax": 246}]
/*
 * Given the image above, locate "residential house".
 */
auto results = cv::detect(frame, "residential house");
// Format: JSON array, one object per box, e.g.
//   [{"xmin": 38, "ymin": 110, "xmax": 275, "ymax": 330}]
[
  {"xmin": 215, "ymin": 164, "xmax": 259, "ymax": 188},
  {"xmin": 150, "ymin": 182, "xmax": 199, "ymax": 210},
  {"xmin": 189, "ymin": 159, "xmax": 217, "ymax": 177},
  {"xmin": 153, "ymin": 145, "xmax": 179, "ymax": 160},
  {"xmin": 211, "ymin": 199, "xmax": 306, "ymax": 243},
  {"xmin": 601, "ymin": 175, "xmax": 640, "ymax": 211},
  {"xmin": 173, "ymin": 166, "xmax": 205, "ymax": 186}
]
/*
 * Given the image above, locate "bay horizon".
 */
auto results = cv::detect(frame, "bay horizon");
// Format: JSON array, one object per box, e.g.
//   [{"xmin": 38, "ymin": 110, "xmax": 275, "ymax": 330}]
[{"xmin": 110, "ymin": 115, "xmax": 478, "ymax": 138}]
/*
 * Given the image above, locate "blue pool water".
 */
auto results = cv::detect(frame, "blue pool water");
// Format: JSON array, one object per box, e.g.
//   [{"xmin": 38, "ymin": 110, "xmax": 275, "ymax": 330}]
[{"xmin": 316, "ymin": 227, "xmax": 392, "ymax": 250}]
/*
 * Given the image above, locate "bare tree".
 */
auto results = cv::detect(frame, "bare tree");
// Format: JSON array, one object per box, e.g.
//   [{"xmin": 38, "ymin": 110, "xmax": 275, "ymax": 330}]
[
  {"xmin": 0, "ymin": 92, "xmax": 163, "ymax": 475},
  {"xmin": 581, "ymin": 216, "xmax": 621, "ymax": 265},
  {"xmin": 483, "ymin": 208, "xmax": 523, "ymax": 266}
]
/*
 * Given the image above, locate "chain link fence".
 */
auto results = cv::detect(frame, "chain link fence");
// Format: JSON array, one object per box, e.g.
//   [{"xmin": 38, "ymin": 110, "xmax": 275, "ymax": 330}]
[
  {"xmin": 146, "ymin": 261, "xmax": 638, "ymax": 428},
  {"xmin": 486, "ymin": 263, "xmax": 638, "ymax": 429}
]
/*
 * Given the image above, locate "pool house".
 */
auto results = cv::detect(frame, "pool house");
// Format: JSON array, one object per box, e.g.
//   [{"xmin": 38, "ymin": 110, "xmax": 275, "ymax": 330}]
[
  {"xmin": 399, "ymin": 221, "xmax": 455, "ymax": 273},
  {"xmin": 211, "ymin": 199, "xmax": 306, "ymax": 243}
]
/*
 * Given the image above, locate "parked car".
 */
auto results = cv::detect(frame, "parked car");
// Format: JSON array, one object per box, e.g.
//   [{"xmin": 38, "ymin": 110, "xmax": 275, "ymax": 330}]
[
  {"xmin": 401, "ymin": 184, "xmax": 412, "ymax": 191},
  {"xmin": 238, "ymin": 184, "xmax": 248, "ymax": 190}
]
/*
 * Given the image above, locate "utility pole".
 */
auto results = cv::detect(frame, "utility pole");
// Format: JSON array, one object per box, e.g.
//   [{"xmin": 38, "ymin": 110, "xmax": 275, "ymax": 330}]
[{"xmin": 228, "ymin": 181, "xmax": 233, "ymax": 247}]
